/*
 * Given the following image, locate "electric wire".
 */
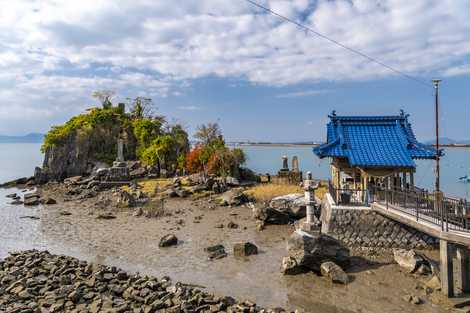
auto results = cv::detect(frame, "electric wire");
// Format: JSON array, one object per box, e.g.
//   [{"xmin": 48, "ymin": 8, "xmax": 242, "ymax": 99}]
[{"xmin": 244, "ymin": 0, "xmax": 433, "ymax": 89}]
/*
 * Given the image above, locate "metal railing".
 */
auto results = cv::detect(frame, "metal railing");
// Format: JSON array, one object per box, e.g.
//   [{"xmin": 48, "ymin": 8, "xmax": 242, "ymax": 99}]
[
  {"xmin": 328, "ymin": 181, "xmax": 368, "ymax": 206},
  {"xmin": 328, "ymin": 181, "xmax": 470, "ymax": 233},
  {"xmin": 371, "ymin": 186, "xmax": 470, "ymax": 233}
]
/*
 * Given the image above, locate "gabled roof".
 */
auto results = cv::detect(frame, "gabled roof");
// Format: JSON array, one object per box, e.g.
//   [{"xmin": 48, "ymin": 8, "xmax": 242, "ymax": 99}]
[{"xmin": 313, "ymin": 111, "xmax": 439, "ymax": 168}]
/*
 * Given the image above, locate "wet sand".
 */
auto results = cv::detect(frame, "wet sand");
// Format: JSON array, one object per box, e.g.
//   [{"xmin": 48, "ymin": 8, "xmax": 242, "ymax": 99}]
[{"xmin": 0, "ymin": 187, "xmax": 453, "ymax": 313}]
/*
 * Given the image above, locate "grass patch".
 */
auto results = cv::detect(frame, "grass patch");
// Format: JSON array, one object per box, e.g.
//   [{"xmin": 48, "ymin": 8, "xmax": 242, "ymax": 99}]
[
  {"xmin": 122, "ymin": 178, "xmax": 173, "ymax": 196},
  {"xmin": 244, "ymin": 183, "xmax": 303, "ymax": 203}
]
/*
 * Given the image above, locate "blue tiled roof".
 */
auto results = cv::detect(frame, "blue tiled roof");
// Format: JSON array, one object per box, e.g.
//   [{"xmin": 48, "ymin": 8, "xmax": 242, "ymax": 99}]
[{"xmin": 313, "ymin": 111, "xmax": 439, "ymax": 168}]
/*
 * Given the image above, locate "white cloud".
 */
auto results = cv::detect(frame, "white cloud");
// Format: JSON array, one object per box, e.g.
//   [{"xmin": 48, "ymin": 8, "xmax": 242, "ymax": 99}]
[
  {"xmin": 276, "ymin": 89, "xmax": 332, "ymax": 98},
  {"xmin": 442, "ymin": 64, "xmax": 470, "ymax": 77},
  {"xmin": 0, "ymin": 0, "xmax": 470, "ymax": 132}
]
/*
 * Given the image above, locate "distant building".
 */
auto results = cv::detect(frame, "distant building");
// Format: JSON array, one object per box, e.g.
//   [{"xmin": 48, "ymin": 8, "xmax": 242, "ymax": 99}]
[{"xmin": 313, "ymin": 111, "xmax": 437, "ymax": 204}]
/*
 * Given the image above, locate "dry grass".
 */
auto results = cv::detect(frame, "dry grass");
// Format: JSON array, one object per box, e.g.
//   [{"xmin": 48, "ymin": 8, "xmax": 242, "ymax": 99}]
[
  {"xmin": 315, "ymin": 185, "xmax": 328, "ymax": 201},
  {"xmin": 121, "ymin": 178, "xmax": 173, "ymax": 196},
  {"xmin": 244, "ymin": 183, "xmax": 303, "ymax": 203}
]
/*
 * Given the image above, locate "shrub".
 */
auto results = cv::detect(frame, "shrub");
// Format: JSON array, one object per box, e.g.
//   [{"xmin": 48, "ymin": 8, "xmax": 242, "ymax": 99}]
[
  {"xmin": 186, "ymin": 147, "xmax": 204, "ymax": 174},
  {"xmin": 207, "ymin": 147, "xmax": 246, "ymax": 177},
  {"xmin": 42, "ymin": 107, "xmax": 126, "ymax": 153}
]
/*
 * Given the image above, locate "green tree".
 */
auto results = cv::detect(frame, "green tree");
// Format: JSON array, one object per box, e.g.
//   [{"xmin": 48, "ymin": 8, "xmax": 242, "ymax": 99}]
[
  {"xmin": 128, "ymin": 97, "xmax": 155, "ymax": 119},
  {"xmin": 141, "ymin": 135, "xmax": 175, "ymax": 169},
  {"xmin": 195, "ymin": 122, "xmax": 222, "ymax": 145}
]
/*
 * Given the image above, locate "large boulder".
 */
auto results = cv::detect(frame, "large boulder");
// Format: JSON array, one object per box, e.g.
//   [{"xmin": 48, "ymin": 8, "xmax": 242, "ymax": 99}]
[
  {"xmin": 251, "ymin": 203, "xmax": 292, "ymax": 225},
  {"xmin": 286, "ymin": 231, "xmax": 350, "ymax": 272},
  {"xmin": 393, "ymin": 249, "xmax": 426, "ymax": 273},
  {"xmin": 269, "ymin": 193, "xmax": 307, "ymax": 219},
  {"xmin": 217, "ymin": 188, "xmax": 246, "ymax": 206}
]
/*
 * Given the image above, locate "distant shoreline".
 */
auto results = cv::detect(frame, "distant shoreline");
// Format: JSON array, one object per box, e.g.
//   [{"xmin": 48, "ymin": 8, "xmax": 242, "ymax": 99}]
[{"xmin": 228, "ymin": 142, "xmax": 470, "ymax": 148}]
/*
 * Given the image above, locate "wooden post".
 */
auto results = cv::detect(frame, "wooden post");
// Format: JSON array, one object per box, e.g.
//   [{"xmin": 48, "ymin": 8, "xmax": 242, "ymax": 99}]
[
  {"xmin": 410, "ymin": 171, "xmax": 415, "ymax": 191},
  {"xmin": 456, "ymin": 247, "xmax": 470, "ymax": 294},
  {"xmin": 440, "ymin": 240, "xmax": 454, "ymax": 297}
]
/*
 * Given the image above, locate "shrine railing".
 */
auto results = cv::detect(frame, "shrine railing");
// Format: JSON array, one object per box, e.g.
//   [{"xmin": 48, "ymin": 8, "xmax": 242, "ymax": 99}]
[{"xmin": 328, "ymin": 182, "xmax": 470, "ymax": 233}]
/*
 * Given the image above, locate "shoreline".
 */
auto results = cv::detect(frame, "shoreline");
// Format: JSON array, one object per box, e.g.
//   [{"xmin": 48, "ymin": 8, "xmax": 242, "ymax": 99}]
[{"xmin": 228, "ymin": 143, "xmax": 470, "ymax": 148}]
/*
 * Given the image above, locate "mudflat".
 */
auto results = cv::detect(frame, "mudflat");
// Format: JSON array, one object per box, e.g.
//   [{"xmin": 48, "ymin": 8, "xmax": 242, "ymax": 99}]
[{"xmin": 0, "ymin": 184, "xmax": 453, "ymax": 313}]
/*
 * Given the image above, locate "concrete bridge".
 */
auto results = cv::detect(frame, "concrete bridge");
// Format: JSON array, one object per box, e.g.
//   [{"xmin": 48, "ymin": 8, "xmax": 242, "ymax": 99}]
[{"xmin": 371, "ymin": 195, "xmax": 470, "ymax": 297}]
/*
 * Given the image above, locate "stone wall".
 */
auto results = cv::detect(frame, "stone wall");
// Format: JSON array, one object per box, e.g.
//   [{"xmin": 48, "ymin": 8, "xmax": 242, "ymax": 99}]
[{"xmin": 321, "ymin": 195, "xmax": 439, "ymax": 249}]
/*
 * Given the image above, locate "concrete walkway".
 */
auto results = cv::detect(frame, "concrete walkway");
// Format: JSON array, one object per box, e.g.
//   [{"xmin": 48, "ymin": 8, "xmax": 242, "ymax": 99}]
[{"xmin": 372, "ymin": 201, "xmax": 470, "ymax": 297}]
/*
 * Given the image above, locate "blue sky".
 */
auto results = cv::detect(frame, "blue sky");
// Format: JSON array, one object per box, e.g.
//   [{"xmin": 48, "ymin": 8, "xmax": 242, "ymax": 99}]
[{"xmin": 0, "ymin": 0, "xmax": 469, "ymax": 142}]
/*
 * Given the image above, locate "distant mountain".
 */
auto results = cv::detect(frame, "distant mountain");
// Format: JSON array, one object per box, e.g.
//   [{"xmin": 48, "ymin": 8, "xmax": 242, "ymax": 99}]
[
  {"xmin": 0, "ymin": 133, "xmax": 44, "ymax": 143},
  {"xmin": 424, "ymin": 137, "xmax": 470, "ymax": 145}
]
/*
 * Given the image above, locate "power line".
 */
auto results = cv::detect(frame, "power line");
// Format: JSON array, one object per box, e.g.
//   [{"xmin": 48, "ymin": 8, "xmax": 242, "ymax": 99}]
[{"xmin": 244, "ymin": 0, "xmax": 433, "ymax": 88}]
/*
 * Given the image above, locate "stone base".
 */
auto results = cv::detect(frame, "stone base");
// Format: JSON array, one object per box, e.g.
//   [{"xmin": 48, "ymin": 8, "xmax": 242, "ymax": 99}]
[
  {"xmin": 113, "ymin": 161, "xmax": 127, "ymax": 168},
  {"xmin": 298, "ymin": 221, "xmax": 321, "ymax": 235}
]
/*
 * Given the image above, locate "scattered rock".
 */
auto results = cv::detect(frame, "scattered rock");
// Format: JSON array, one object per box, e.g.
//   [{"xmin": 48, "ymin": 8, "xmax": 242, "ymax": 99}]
[
  {"xmin": 425, "ymin": 275, "xmax": 441, "ymax": 291},
  {"xmin": 403, "ymin": 295, "xmax": 422, "ymax": 305},
  {"xmin": 225, "ymin": 176, "xmax": 240, "ymax": 187},
  {"xmin": 23, "ymin": 197, "xmax": 40, "ymax": 206},
  {"xmin": 233, "ymin": 242, "xmax": 258, "ymax": 257},
  {"xmin": 133, "ymin": 207, "xmax": 143, "ymax": 217},
  {"xmin": 320, "ymin": 261, "xmax": 349, "ymax": 284},
  {"xmin": 205, "ymin": 245, "xmax": 227, "ymax": 260},
  {"xmin": 64, "ymin": 175, "xmax": 83, "ymax": 185},
  {"xmin": 59, "ymin": 210, "xmax": 72, "ymax": 216},
  {"xmin": 175, "ymin": 188, "xmax": 191, "ymax": 198},
  {"xmin": 227, "ymin": 221, "xmax": 239, "ymax": 229},
  {"xmin": 286, "ymin": 231, "xmax": 350, "ymax": 272},
  {"xmin": 41, "ymin": 197, "xmax": 57, "ymax": 205},
  {"xmin": 0, "ymin": 250, "xmax": 283, "ymax": 313},
  {"xmin": 159, "ymin": 234, "xmax": 178, "ymax": 247},
  {"xmin": 393, "ymin": 249, "xmax": 425, "ymax": 273},
  {"xmin": 281, "ymin": 256, "xmax": 302, "ymax": 275},
  {"xmin": 217, "ymin": 188, "xmax": 246, "ymax": 206},
  {"xmin": 96, "ymin": 213, "xmax": 116, "ymax": 220},
  {"xmin": 19, "ymin": 215, "xmax": 40, "ymax": 220},
  {"xmin": 116, "ymin": 190, "xmax": 136, "ymax": 208}
]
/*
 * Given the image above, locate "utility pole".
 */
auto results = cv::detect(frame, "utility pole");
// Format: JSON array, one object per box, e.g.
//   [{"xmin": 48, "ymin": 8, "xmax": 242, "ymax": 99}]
[
  {"xmin": 433, "ymin": 79, "xmax": 443, "ymax": 230},
  {"xmin": 433, "ymin": 79, "xmax": 441, "ymax": 193}
]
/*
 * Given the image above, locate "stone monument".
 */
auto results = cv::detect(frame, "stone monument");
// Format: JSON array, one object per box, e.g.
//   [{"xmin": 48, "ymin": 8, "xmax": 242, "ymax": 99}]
[
  {"xmin": 292, "ymin": 156, "xmax": 299, "ymax": 172},
  {"xmin": 300, "ymin": 171, "xmax": 320, "ymax": 233}
]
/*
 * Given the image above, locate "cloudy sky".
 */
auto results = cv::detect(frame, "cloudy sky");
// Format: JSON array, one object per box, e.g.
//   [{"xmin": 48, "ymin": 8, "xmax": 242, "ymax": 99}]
[{"xmin": 1, "ymin": 0, "xmax": 470, "ymax": 141}]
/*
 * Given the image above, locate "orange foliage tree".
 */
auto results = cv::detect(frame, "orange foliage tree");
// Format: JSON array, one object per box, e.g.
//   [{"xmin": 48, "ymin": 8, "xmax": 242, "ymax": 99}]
[{"xmin": 185, "ymin": 146, "xmax": 204, "ymax": 174}]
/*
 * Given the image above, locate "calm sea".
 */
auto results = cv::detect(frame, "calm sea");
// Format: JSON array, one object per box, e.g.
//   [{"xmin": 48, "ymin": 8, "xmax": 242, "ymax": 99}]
[{"xmin": 1, "ymin": 143, "xmax": 470, "ymax": 199}]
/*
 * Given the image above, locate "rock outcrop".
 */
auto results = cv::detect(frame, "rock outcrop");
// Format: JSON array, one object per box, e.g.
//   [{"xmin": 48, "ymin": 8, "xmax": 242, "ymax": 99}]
[{"xmin": 41, "ymin": 124, "xmax": 137, "ymax": 181}]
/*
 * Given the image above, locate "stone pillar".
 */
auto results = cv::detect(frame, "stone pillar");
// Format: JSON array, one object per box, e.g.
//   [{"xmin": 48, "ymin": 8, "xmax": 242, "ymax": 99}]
[
  {"xmin": 117, "ymin": 138, "xmax": 125, "ymax": 162},
  {"xmin": 456, "ymin": 247, "xmax": 470, "ymax": 294},
  {"xmin": 282, "ymin": 156, "xmax": 289, "ymax": 171},
  {"xmin": 292, "ymin": 156, "xmax": 299, "ymax": 172},
  {"xmin": 440, "ymin": 240, "xmax": 454, "ymax": 297}
]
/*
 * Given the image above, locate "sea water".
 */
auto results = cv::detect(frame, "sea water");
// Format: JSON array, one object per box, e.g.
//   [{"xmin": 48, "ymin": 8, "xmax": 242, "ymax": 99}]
[{"xmin": 0, "ymin": 143, "xmax": 469, "ymax": 199}]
